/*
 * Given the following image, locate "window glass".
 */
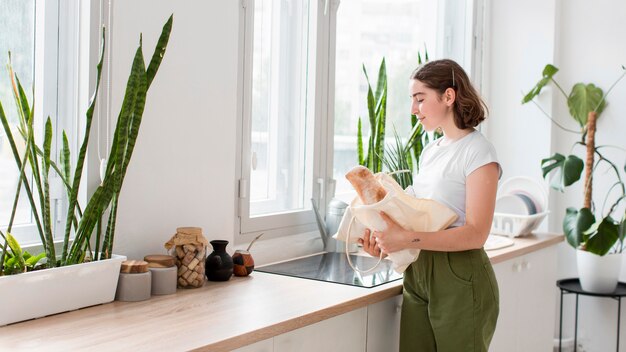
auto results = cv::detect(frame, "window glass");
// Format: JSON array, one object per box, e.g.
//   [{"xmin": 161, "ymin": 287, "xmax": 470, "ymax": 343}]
[
  {"xmin": 249, "ymin": 0, "xmax": 314, "ymax": 217},
  {"xmin": 333, "ymin": 0, "xmax": 440, "ymax": 196},
  {"xmin": 0, "ymin": 0, "xmax": 36, "ymax": 228}
]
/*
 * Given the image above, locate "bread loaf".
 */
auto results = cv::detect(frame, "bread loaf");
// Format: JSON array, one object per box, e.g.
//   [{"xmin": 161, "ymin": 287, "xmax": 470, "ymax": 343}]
[{"xmin": 345, "ymin": 166, "xmax": 387, "ymax": 204}]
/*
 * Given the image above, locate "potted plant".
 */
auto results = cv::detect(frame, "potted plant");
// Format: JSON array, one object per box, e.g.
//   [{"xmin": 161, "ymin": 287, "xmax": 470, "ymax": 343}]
[
  {"xmin": 359, "ymin": 48, "xmax": 440, "ymax": 189},
  {"xmin": 0, "ymin": 15, "xmax": 173, "ymax": 325},
  {"xmin": 522, "ymin": 64, "xmax": 626, "ymax": 293}
]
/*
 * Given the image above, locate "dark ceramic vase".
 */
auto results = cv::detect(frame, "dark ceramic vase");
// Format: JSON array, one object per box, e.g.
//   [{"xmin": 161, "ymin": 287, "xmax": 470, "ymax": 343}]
[{"xmin": 205, "ymin": 240, "xmax": 234, "ymax": 281}]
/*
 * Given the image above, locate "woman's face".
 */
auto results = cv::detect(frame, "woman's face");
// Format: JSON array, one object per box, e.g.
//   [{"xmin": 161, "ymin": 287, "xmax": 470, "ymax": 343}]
[{"xmin": 409, "ymin": 79, "xmax": 453, "ymax": 132}]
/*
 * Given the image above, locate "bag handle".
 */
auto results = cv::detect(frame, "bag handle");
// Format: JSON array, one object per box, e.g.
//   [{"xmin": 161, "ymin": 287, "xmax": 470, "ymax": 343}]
[{"xmin": 345, "ymin": 214, "xmax": 384, "ymax": 273}]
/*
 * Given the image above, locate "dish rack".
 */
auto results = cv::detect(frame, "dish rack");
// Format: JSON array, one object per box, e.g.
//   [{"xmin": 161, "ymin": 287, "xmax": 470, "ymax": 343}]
[{"xmin": 490, "ymin": 212, "xmax": 549, "ymax": 238}]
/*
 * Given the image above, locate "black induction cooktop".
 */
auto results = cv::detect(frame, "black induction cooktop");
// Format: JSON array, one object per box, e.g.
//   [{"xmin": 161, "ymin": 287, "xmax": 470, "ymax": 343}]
[{"xmin": 256, "ymin": 252, "xmax": 403, "ymax": 288}]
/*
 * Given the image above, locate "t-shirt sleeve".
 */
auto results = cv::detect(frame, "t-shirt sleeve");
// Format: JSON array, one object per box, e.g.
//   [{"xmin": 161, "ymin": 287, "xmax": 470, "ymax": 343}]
[{"xmin": 464, "ymin": 137, "xmax": 503, "ymax": 179}]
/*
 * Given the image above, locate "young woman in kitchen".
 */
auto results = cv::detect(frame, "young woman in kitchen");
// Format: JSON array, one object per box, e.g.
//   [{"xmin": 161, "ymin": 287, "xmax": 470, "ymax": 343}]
[{"xmin": 358, "ymin": 59, "xmax": 501, "ymax": 352}]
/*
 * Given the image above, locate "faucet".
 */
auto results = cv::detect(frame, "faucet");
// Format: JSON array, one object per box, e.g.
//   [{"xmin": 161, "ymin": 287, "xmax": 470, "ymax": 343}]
[{"xmin": 311, "ymin": 198, "xmax": 348, "ymax": 252}]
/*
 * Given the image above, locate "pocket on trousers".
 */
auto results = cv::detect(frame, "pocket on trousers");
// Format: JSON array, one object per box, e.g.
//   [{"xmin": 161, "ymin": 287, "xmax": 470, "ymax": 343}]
[
  {"xmin": 445, "ymin": 252, "xmax": 473, "ymax": 286},
  {"xmin": 483, "ymin": 263, "xmax": 500, "ymax": 304}
]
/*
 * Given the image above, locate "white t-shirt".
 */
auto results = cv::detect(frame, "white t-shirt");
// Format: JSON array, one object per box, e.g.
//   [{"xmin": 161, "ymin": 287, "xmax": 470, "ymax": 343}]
[{"xmin": 408, "ymin": 129, "xmax": 501, "ymax": 228}]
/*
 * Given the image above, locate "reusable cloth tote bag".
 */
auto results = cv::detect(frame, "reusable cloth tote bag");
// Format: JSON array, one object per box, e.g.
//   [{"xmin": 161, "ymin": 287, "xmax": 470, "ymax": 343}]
[{"xmin": 334, "ymin": 172, "xmax": 458, "ymax": 273}]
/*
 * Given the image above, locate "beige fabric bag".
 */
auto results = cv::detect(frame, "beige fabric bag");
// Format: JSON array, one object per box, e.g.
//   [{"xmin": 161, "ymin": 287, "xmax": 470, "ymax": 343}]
[{"xmin": 334, "ymin": 172, "xmax": 458, "ymax": 273}]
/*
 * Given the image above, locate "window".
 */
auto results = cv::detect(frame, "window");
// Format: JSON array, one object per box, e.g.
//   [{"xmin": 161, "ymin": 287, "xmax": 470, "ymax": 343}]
[
  {"xmin": 0, "ymin": 0, "xmax": 80, "ymax": 245},
  {"xmin": 238, "ymin": 0, "xmax": 324, "ymax": 237},
  {"xmin": 237, "ymin": 0, "xmax": 481, "ymax": 237}
]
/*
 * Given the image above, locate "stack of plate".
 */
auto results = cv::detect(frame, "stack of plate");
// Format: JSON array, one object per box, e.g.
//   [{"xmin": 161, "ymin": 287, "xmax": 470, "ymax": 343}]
[{"xmin": 491, "ymin": 176, "xmax": 549, "ymax": 238}]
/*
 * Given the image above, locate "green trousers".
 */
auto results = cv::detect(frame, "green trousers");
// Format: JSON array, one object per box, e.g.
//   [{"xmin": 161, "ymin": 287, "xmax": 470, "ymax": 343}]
[{"xmin": 400, "ymin": 249, "xmax": 499, "ymax": 352}]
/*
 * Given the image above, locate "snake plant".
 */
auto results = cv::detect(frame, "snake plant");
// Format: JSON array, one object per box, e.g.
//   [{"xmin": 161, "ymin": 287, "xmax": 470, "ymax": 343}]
[{"xmin": 0, "ymin": 15, "xmax": 173, "ymax": 272}]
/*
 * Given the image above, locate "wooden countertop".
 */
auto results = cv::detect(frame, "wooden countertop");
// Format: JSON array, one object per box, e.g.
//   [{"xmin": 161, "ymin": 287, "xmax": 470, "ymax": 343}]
[{"xmin": 0, "ymin": 233, "xmax": 563, "ymax": 351}]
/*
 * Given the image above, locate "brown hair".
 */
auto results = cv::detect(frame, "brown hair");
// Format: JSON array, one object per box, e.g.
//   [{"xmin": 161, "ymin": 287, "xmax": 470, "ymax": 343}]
[{"xmin": 410, "ymin": 59, "xmax": 488, "ymax": 129}]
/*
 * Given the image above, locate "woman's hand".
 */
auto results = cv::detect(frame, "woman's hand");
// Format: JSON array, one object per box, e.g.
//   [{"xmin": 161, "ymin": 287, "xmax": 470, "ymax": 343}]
[
  {"xmin": 371, "ymin": 212, "xmax": 414, "ymax": 254},
  {"xmin": 358, "ymin": 229, "xmax": 387, "ymax": 258}
]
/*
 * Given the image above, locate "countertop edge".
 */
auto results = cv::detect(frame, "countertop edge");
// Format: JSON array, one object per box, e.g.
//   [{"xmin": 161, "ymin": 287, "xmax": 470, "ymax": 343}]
[{"xmin": 193, "ymin": 285, "xmax": 403, "ymax": 352}]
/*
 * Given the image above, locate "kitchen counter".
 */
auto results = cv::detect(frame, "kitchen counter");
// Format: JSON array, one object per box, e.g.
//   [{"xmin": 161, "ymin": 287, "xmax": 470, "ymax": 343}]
[{"xmin": 0, "ymin": 233, "xmax": 563, "ymax": 351}]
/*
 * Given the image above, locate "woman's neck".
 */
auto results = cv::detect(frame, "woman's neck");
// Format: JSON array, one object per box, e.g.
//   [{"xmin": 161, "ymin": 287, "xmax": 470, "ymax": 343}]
[{"xmin": 438, "ymin": 126, "xmax": 474, "ymax": 146}]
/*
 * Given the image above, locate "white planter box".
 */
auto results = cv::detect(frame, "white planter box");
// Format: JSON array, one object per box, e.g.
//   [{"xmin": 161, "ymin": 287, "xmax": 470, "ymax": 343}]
[{"xmin": 0, "ymin": 254, "xmax": 126, "ymax": 326}]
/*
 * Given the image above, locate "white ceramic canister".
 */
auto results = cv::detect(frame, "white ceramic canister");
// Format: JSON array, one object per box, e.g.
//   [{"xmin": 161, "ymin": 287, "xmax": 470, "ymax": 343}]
[
  {"xmin": 116, "ymin": 260, "xmax": 152, "ymax": 302},
  {"xmin": 144, "ymin": 255, "xmax": 177, "ymax": 295}
]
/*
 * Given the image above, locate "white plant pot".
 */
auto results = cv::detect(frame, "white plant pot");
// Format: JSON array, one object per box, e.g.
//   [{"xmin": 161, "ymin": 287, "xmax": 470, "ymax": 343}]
[
  {"xmin": 0, "ymin": 254, "xmax": 126, "ymax": 326},
  {"xmin": 576, "ymin": 249, "xmax": 623, "ymax": 293}
]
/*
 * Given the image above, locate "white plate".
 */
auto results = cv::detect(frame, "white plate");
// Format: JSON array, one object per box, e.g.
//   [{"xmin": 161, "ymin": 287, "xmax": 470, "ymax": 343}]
[
  {"xmin": 498, "ymin": 176, "xmax": 548, "ymax": 213},
  {"xmin": 484, "ymin": 234, "xmax": 515, "ymax": 251}
]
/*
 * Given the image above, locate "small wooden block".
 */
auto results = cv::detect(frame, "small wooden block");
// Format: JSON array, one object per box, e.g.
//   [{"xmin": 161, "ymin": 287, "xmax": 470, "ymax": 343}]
[
  {"xmin": 120, "ymin": 260, "xmax": 149, "ymax": 273},
  {"xmin": 144, "ymin": 254, "xmax": 175, "ymax": 268}
]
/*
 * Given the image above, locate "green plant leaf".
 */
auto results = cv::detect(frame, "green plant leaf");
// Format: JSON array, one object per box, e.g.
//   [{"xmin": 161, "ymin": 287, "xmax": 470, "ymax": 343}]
[
  {"xmin": 60, "ymin": 131, "xmax": 71, "ymax": 187},
  {"xmin": 25, "ymin": 252, "xmax": 46, "ymax": 267},
  {"xmin": 522, "ymin": 64, "xmax": 559, "ymax": 104},
  {"xmin": 563, "ymin": 207, "xmax": 595, "ymax": 248},
  {"xmin": 146, "ymin": 14, "xmax": 173, "ymax": 88},
  {"xmin": 567, "ymin": 83, "xmax": 605, "ymax": 127},
  {"xmin": 62, "ymin": 26, "xmax": 106, "ymax": 264},
  {"xmin": 541, "ymin": 153, "xmax": 584, "ymax": 192},
  {"xmin": 619, "ymin": 214, "xmax": 626, "ymax": 249},
  {"xmin": 6, "ymin": 234, "xmax": 23, "ymax": 259},
  {"xmin": 585, "ymin": 216, "xmax": 620, "ymax": 255},
  {"xmin": 357, "ymin": 117, "xmax": 363, "ymax": 165}
]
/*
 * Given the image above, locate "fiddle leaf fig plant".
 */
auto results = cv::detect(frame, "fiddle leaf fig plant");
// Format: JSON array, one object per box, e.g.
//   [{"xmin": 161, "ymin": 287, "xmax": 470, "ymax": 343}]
[{"xmin": 523, "ymin": 64, "xmax": 626, "ymax": 256}]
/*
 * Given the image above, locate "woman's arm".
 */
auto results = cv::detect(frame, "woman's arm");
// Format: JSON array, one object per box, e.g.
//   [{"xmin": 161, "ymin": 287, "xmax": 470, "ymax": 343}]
[{"xmin": 372, "ymin": 162, "xmax": 499, "ymax": 253}]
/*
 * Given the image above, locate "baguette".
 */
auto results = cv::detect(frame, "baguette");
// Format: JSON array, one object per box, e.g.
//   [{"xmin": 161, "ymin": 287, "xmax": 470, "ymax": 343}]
[{"xmin": 345, "ymin": 166, "xmax": 387, "ymax": 204}]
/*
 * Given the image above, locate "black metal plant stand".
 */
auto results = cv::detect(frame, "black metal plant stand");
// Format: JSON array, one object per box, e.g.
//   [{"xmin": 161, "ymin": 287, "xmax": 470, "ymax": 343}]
[{"xmin": 557, "ymin": 278, "xmax": 626, "ymax": 352}]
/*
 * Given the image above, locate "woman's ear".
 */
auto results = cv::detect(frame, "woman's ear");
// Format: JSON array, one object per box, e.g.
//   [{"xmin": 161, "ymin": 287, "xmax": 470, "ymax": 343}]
[{"xmin": 444, "ymin": 87, "xmax": 456, "ymax": 106}]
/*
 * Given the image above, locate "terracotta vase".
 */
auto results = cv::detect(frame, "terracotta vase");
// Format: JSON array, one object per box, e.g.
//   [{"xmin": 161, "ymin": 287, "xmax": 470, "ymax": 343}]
[
  {"xmin": 205, "ymin": 240, "xmax": 233, "ymax": 281},
  {"xmin": 232, "ymin": 250, "xmax": 255, "ymax": 277}
]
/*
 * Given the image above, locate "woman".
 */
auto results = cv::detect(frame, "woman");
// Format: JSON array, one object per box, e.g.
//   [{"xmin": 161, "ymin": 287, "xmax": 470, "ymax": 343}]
[{"xmin": 359, "ymin": 59, "xmax": 500, "ymax": 351}]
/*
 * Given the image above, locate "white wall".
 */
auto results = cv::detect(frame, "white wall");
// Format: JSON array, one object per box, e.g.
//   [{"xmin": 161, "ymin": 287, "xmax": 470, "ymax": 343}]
[
  {"xmin": 108, "ymin": 1, "xmax": 240, "ymax": 258},
  {"xmin": 553, "ymin": 1, "xmax": 626, "ymax": 351},
  {"xmin": 486, "ymin": 0, "xmax": 626, "ymax": 351}
]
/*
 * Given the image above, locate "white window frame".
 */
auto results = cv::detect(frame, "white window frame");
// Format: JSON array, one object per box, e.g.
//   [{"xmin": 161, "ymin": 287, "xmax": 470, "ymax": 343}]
[
  {"xmin": 236, "ymin": 0, "xmax": 336, "ymax": 241},
  {"xmin": 236, "ymin": 0, "xmax": 483, "ymax": 241}
]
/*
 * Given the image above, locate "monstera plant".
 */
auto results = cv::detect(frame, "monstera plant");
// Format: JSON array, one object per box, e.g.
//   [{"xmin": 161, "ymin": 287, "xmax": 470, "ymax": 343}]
[{"xmin": 523, "ymin": 64, "xmax": 626, "ymax": 257}]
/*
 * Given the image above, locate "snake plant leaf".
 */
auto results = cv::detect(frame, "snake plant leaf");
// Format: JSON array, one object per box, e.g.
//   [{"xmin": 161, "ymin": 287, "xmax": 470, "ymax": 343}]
[
  {"xmin": 563, "ymin": 207, "xmax": 595, "ymax": 248},
  {"xmin": 146, "ymin": 15, "xmax": 173, "ymax": 88},
  {"xmin": 567, "ymin": 83, "xmax": 605, "ymax": 128},
  {"xmin": 62, "ymin": 27, "xmax": 106, "ymax": 264},
  {"xmin": 522, "ymin": 64, "xmax": 559, "ymax": 104},
  {"xmin": 357, "ymin": 117, "xmax": 364, "ymax": 165},
  {"xmin": 585, "ymin": 216, "xmax": 620, "ymax": 256},
  {"xmin": 43, "ymin": 117, "xmax": 52, "ymax": 175},
  {"xmin": 374, "ymin": 87, "xmax": 387, "ymax": 172},
  {"xmin": 42, "ymin": 117, "xmax": 56, "ymax": 263},
  {"xmin": 541, "ymin": 153, "xmax": 583, "ymax": 192},
  {"xmin": 374, "ymin": 58, "xmax": 386, "ymax": 104},
  {"xmin": 60, "ymin": 131, "xmax": 71, "ymax": 188}
]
